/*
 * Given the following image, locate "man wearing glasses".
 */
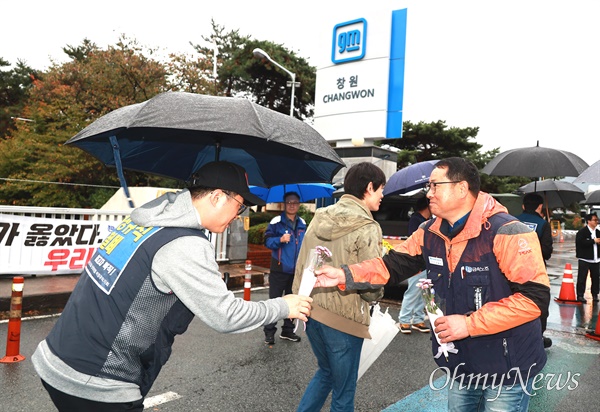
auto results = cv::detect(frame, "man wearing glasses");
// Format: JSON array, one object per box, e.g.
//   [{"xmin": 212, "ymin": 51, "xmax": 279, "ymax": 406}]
[
  {"xmin": 264, "ymin": 191, "xmax": 306, "ymax": 344},
  {"xmin": 314, "ymin": 157, "xmax": 550, "ymax": 411},
  {"xmin": 32, "ymin": 161, "xmax": 312, "ymax": 411},
  {"xmin": 575, "ymin": 213, "xmax": 600, "ymax": 303}
]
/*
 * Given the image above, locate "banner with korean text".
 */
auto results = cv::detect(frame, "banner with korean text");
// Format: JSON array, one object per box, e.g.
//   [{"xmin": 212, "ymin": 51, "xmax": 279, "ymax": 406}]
[{"xmin": 0, "ymin": 214, "xmax": 120, "ymax": 275}]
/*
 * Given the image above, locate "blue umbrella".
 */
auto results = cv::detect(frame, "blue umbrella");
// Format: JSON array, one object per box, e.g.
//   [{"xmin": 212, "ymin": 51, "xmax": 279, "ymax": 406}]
[
  {"xmin": 383, "ymin": 160, "xmax": 439, "ymax": 196},
  {"xmin": 250, "ymin": 183, "xmax": 335, "ymax": 203}
]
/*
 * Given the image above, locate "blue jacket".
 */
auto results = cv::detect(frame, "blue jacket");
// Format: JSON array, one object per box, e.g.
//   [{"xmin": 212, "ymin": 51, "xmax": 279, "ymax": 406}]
[
  {"xmin": 265, "ymin": 213, "xmax": 306, "ymax": 274},
  {"xmin": 515, "ymin": 210, "xmax": 553, "ymax": 261}
]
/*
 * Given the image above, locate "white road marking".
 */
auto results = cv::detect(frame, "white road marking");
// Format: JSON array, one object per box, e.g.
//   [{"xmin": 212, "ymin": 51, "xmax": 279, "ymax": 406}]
[{"xmin": 143, "ymin": 391, "xmax": 182, "ymax": 408}]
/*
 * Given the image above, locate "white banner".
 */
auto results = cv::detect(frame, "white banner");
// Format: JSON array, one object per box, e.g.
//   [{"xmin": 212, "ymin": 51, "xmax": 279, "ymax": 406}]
[{"xmin": 0, "ymin": 214, "xmax": 120, "ymax": 275}]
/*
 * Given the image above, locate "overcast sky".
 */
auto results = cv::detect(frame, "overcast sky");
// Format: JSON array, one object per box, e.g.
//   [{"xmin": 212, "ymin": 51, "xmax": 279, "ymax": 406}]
[{"xmin": 3, "ymin": 0, "xmax": 599, "ymax": 167}]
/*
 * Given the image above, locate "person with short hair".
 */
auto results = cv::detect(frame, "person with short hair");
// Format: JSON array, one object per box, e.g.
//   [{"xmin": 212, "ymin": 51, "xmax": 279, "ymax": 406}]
[
  {"xmin": 575, "ymin": 213, "xmax": 600, "ymax": 303},
  {"xmin": 263, "ymin": 191, "xmax": 306, "ymax": 344},
  {"xmin": 294, "ymin": 162, "xmax": 386, "ymax": 411},
  {"xmin": 32, "ymin": 161, "xmax": 312, "ymax": 411},
  {"xmin": 515, "ymin": 192, "xmax": 553, "ymax": 348},
  {"xmin": 314, "ymin": 157, "xmax": 550, "ymax": 411}
]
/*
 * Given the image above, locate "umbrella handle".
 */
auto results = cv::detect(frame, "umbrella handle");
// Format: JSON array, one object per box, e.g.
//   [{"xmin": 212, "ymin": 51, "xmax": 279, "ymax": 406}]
[{"xmin": 110, "ymin": 135, "xmax": 135, "ymax": 208}]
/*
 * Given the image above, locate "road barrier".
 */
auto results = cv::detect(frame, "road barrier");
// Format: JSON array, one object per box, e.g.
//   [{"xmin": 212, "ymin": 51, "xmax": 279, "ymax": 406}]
[
  {"xmin": 243, "ymin": 260, "xmax": 252, "ymax": 301},
  {"xmin": 1, "ymin": 277, "xmax": 25, "ymax": 363}
]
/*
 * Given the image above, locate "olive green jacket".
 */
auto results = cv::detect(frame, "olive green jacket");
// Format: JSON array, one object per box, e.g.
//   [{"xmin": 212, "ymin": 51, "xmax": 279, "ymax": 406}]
[{"xmin": 292, "ymin": 195, "xmax": 383, "ymax": 338}]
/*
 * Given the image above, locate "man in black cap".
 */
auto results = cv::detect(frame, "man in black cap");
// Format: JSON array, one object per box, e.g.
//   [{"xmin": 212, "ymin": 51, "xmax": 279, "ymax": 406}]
[{"xmin": 32, "ymin": 161, "xmax": 312, "ymax": 411}]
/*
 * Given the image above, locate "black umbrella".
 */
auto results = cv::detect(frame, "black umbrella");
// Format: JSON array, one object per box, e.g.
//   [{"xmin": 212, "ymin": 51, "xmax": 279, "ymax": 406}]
[
  {"xmin": 573, "ymin": 159, "xmax": 600, "ymax": 184},
  {"xmin": 482, "ymin": 141, "xmax": 589, "ymax": 179},
  {"xmin": 581, "ymin": 190, "xmax": 600, "ymax": 205},
  {"xmin": 383, "ymin": 160, "xmax": 439, "ymax": 196},
  {"xmin": 66, "ymin": 92, "xmax": 345, "ymax": 206},
  {"xmin": 515, "ymin": 180, "xmax": 585, "ymax": 210}
]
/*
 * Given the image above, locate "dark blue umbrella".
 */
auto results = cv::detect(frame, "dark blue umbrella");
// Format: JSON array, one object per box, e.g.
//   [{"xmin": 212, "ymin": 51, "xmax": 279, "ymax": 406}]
[
  {"xmin": 65, "ymin": 92, "xmax": 345, "ymax": 206},
  {"xmin": 250, "ymin": 183, "xmax": 335, "ymax": 203},
  {"xmin": 383, "ymin": 160, "xmax": 439, "ymax": 196}
]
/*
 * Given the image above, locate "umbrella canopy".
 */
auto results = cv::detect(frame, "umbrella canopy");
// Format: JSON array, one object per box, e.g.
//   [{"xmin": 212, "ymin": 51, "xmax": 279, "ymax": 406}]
[
  {"xmin": 383, "ymin": 160, "xmax": 439, "ymax": 196},
  {"xmin": 482, "ymin": 141, "xmax": 589, "ymax": 178},
  {"xmin": 250, "ymin": 183, "xmax": 335, "ymax": 203},
  {"xmin": 573, "ymin": 159, "xmax": 600, "ymax": 184},
  {"xmin": 581, "ymin": 190, "xmax": 600, "ymax": 205},
  {"xmin": 516, "ymin": 180, "xmax": 585, "ymax": 209},
  {"xmin": 66, "ymin": 92, "xmax": 345, "ymax": 188}
]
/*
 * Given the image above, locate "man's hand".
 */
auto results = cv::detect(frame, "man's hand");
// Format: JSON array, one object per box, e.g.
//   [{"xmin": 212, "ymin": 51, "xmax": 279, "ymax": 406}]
[
  {"xmin": 283, "ymin": 294, "xmax": 312, "ymax": 322},
  {"xmin": 433, "ymin": 314, "xmax": 469, "ymax": 343},
  {"xmin": 314, "ymin": 265, "xmax": 345, "ymax": 288}
]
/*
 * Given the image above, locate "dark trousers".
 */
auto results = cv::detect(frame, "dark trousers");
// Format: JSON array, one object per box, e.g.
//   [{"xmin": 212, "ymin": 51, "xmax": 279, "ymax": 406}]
[
  {"xmin": 576, "ymin": 260, "xmax": 600, "ymax": 298},
  {"xmin": 41, "ymin": 380, "xmax": 144, "ymax": 412},
  {"xmin": 264, "ymin": 270, "xmax": 294, "ymax": 336}
]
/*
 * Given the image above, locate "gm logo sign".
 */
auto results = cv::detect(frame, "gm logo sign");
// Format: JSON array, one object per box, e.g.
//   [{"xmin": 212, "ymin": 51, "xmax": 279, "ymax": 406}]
[{"xmin": 331, "ymin": 18, "xmax": 367, "ymax": 64}]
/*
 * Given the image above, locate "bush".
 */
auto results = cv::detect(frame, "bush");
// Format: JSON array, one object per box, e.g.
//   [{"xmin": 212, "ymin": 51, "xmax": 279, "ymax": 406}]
[
  {"xmin": 248, "ymin": 222, "xmax": 269, "ymax": 245},
  {"xmin": 250, "ymin": 211, "xmax": 277, "ymax": 226}
]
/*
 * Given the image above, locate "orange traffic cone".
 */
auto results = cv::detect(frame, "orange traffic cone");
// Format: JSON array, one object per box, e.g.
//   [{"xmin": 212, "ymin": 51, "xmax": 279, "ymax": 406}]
[
  {"xmin": 586, "ymin": 318, "xmax": 600, "ymax": 341},
  {"xmin": 554, "ymin": 263, "xmax": 582, "ymax": 305}
]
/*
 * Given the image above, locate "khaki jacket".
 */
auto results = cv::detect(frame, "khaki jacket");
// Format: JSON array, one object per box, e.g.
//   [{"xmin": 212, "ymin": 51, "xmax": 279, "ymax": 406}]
[{"xmin": 292, "ymin": 195, "xmax": 383, "ymax": 338}]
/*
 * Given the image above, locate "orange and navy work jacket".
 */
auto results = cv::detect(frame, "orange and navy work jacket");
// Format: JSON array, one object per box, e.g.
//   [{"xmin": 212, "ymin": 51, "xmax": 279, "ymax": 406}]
[{"xmin": 342, "ymin": 193, "xmax": 551, "ymax": 380}]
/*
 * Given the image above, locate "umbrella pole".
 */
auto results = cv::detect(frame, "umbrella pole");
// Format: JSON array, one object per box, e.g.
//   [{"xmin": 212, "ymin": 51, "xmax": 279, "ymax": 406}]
[
  {"xmin": 109, "ymin": 136, "xmax": 135, "ymax": 208},
  {"xmin": 544, "ymin": 192, "xmax": 550, "ymax": 221}
]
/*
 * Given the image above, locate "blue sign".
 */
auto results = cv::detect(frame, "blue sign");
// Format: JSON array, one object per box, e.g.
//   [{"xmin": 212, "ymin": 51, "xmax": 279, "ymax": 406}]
[{"xmin": 331, "ymin": 18, "xmax": 367, "ymax": 64}]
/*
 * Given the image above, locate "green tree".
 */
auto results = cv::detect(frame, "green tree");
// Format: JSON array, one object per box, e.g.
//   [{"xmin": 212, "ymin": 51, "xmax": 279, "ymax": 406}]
[
  {"xmin": 0, "ymin": 37, "xmax": 179, "ymax": 207},
  {"xmin": 0, "ymin": 58, "xmax": 38, "ymax": 139},
  {"xmin": 380, "ymin": 120, "xmax": 530, "ymax": 194},
  {"xmin": 187, "ymin": 20, "xmax": 316, "ymax": 119}
]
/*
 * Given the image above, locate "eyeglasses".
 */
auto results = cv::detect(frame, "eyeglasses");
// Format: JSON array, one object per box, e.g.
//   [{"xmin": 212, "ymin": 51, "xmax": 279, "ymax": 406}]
[
  {"xmin": 285, "ymin": 201, "xmax": 300, "ymax": 206},
  {"xmin": 424, "ymin": 181, "xmax": 462, "ymax": 194},
  {"xmin": 223, "ymin": 191, "xmax": 248, "ymax": 215}
]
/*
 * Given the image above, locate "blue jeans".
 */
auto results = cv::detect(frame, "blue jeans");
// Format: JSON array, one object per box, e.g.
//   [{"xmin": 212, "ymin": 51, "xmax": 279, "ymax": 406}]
[
  {"xmin": 297, "ymin": 319, "xmax": 363, "ymax": 412},
  {"xmin": 448, "ymin": 376, "xmax": 534, "ymax": 411},
  {"xmin": 399, "ymin": 272, "xmax": 426, "ymax": 324}
]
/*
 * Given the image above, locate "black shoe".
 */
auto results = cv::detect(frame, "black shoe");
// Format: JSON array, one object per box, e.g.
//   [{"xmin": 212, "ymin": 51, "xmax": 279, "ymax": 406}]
[
  {"xmin": 593, "ymin": 296, "xmax": 599, "ymax": 302},
  {"xmin": 543, "ymin": 337, "xmax": 552, "ymax": 349},
  {"xmin": 577, "ymin": 296, "xmax": 587, "ymax": 303},
  {"xmin": 265, "ymin": 335, "xmax": 275, "ymax": 345},
  {"xmin": 279, "ymin": 331, "xmax": 301, "ymax": 342}
]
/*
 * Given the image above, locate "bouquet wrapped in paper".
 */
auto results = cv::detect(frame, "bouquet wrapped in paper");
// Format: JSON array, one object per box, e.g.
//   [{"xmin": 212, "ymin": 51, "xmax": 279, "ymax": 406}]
[
  {"xmin": 294, "ymin": 246, "xmax": 332, "ymax": 332},
  {"xmin": 416, "ymin": 278, "xmax": 458, "ymax": 362}
]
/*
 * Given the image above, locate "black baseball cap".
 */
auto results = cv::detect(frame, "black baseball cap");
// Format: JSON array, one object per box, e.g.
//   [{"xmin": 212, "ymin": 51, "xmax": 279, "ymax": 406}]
[{"xmin": 191, "ymin": 161, "xmax": 265, "ymax": 206}]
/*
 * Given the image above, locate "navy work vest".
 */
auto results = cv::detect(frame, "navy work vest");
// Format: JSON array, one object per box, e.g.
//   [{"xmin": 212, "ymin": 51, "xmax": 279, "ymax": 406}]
[
  {"xmin": 422, "ymin": 213, "xmax": 546, "ymax": 384},
  {"xmin": 46, "ymin": 217, "xmax": 207, "ymax": 396}
]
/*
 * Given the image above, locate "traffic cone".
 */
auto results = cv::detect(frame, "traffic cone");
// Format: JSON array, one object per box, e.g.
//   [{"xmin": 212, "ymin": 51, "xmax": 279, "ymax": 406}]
[
  {"xmin": 586, "ymin": 318, "xmax": 600, "ymax": 341},
  {"xmin": 1, "ymin": 277, "xmax": 26, "ymax": 363},
  {"xmin": 559, "ymin": 231, "xmax": 564, "ymax": 243},
  {"xmin": 554, "ymin": 263, "xmax": 582, "ymax": 305}
]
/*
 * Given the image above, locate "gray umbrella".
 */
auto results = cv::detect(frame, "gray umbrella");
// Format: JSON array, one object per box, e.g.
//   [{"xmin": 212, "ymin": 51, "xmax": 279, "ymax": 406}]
[
  {"xmin": 573, "ymin": 159, "xmax": 600, "ymax": 184},
  {"xmin": 65, "ymin": 92, "xmax": 345, "ymax": 204},
  {"xmin": 482, "ymin": 141, "xmax": 589, "ymax": 178},
  {"xmin": 515, "ymin": 180, "xmax": 585, "ymax": 209},
  {"xmin": 581, "ymin": 190, "xmax": 600, "ymax": 205}
]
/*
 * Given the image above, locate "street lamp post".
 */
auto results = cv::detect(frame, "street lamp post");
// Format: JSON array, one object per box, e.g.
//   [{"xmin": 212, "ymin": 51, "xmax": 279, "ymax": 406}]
[{"xmin": 252, "ymin": 48, "xmax": 300, "ymax": 117}]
